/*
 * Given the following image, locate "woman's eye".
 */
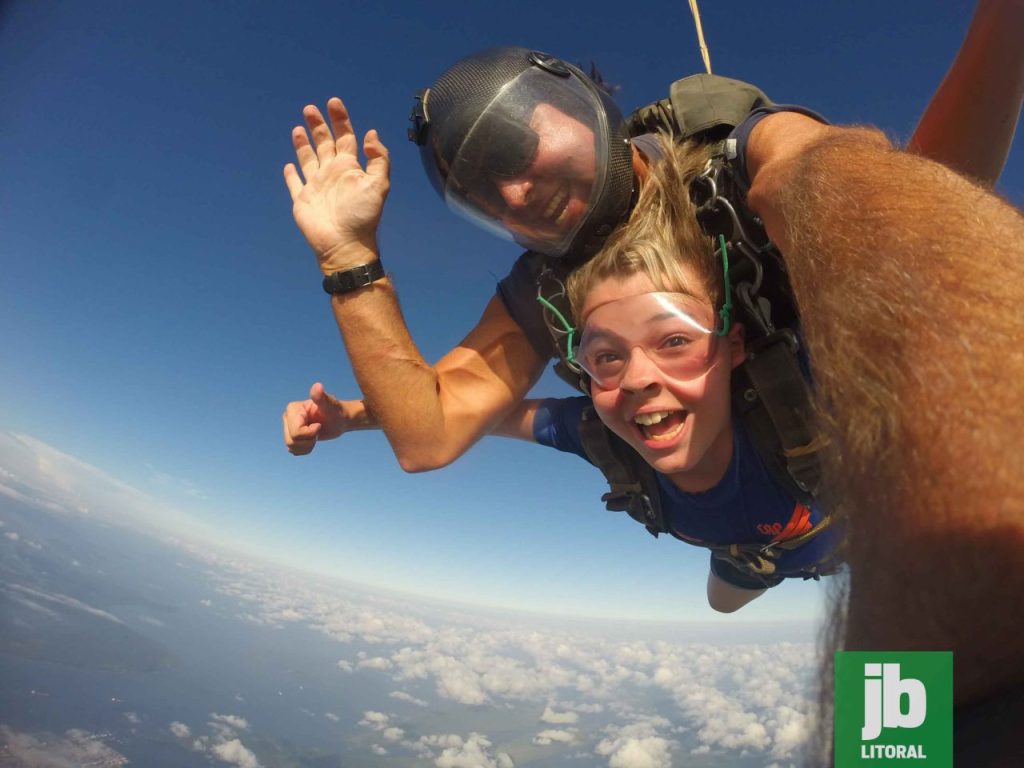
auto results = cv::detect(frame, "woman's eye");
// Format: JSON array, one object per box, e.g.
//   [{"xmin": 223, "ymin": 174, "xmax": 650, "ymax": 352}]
[
  {"xmin": 593, "ymin": 351, "xmax": 621, "ymax": 367},
  {"xmin": 662, "ymin": 334, "xmax": 692, "ymax": 350}
]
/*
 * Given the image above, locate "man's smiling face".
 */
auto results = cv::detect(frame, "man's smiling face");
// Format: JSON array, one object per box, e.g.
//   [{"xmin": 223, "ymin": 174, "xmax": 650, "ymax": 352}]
[{"xmin": 493, "ymin": 103, "xmax": 598, "ymax": 249}]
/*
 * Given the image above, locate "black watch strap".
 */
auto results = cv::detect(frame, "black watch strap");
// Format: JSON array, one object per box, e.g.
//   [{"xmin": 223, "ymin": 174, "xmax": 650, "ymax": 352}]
[{"xmin": 321, "ymin": 259, "xmax": 386, "ymax": 295}]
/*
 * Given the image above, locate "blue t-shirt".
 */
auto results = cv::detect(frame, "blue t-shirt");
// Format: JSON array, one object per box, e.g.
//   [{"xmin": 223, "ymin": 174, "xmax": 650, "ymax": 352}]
[{"xmin": 532, "ymin": 396, "xmax": 841, "ymax": 584}]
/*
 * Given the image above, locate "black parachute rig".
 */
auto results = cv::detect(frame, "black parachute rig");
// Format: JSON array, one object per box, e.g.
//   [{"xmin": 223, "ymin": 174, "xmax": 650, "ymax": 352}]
[{"xmin": 690, "ymin": 148, "xmax": 823, "ymax": 502}]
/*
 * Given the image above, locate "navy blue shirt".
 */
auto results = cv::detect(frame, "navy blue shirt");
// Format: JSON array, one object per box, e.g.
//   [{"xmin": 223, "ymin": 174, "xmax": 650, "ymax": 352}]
[{"xmin": 533, "ymin": 396, "xmax": 841, "ymax": 582}]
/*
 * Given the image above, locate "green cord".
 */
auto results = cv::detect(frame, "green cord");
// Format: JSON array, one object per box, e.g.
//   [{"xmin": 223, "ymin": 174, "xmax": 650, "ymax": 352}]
[
  {"xmin": 716, "ymin": 234, "xmax": 732, "ymax": 337},
  {"xmin": 536, "ymin": 295, "xmax": 577, "ymax": 363}
]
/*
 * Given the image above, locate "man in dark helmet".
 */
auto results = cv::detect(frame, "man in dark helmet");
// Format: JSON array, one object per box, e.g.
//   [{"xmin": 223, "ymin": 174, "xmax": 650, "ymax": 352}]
[
  {"xmin": 281, "ymin": 46, "xmax": 669, "ymax": 471},
  {"xmin": 407, "ymin": 48, "xmax": 638, "ymax": 260},
  {"xmin": 283, "ymin": 18, "xmax": 1020, "ymax": 471}
]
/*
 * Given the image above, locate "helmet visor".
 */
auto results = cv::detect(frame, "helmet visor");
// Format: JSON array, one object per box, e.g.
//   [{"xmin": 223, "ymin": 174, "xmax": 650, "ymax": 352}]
[
  {"xmin": 442, "ymin": 67, "xmax": 610, "ymax": 256},
  {"xmin": 574, "ymin": 292, "xmax": 720, "ymax": 389}
]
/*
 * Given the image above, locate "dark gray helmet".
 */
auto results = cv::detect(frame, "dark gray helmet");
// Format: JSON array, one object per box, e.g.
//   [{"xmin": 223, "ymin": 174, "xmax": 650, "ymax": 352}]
[{"xmin": 409, "ymin": 47, "xmax": 634, "ymax": 259}]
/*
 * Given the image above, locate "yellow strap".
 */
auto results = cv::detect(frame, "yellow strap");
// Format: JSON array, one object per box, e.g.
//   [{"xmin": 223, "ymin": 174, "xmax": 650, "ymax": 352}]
[{"xmin": 688, "ymin": 0, "xmax": 713, "ymax": 74}]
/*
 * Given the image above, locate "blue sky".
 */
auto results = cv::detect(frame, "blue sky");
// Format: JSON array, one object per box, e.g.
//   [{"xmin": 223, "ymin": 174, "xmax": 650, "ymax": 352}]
[{"xmin": 1, "ymin": 0, "xmax": 1019, "ymax": 623}]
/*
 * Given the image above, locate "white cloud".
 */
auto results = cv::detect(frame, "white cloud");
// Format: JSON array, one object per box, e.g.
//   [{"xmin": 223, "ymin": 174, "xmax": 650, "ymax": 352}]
[
  {"xmin": 8, "ymin": 592, "xmax": 59, "ymax": 618},
  {"xmin": 211, "ymin": 738, "xmax": 262, "ymax": 768},
  {"xmin": 371, "ymin": 744, "xmax": 388, "ymax": 756},
  {"xmin": 390, "ymin": 690, "xmax": 429, "ymax": 707},
  {"xmin": 210, "ymin": 713, "xmax": 249, "ymax": 730},
  {"xmin": 0, "ymin": 431, "xmax": 214, "ymax": 538},
  {"xmin": 596, "ymin": 720, "xmax": 675, "ymax": 768},
  {"xmin": 123, "ymin": 711, "xmax": 140, "ymax": 724},
  {"xmin": 382, "ymin": 726, "xmax": 405, "ymax": 742},
  {"xmin": 358, "ymin": 711, "xmax": 391, "ymax": 730},
  {"xmin": 0, "ymin": 725, "xmax": 129, "ymax": 767},
  {"xmin": 358, "ymin": 656, "xmax": 393, "ymax": 670},
  {"xmin": 170, "ymin": 721, "xmax": 192, "ymax": 739},
  {"xmin": 5, "ymin": 531, "xmax": 19, "ymax": 541},
  {"xmin": 325, "ymin": 712, "xmax": 340, "ymax": 722},
  {"xmin": 420, "ymin": 733, "xmax": 514, "ymax": 768},
  {"xmin": 193, "ymin": 546, "xmax": 820, "ymax": 766},
  {"xmin": 533, "ymin": 728, "xmax": 577, "ymax": 745},
  {"xmin": 8, "ymin": 584, "xmax": 122, "ymax": 624},
  {"xmin": 767, "ymin": 705, "xmax": 811, "ymax": 759},
  {"xmin": 201, "ymin": 599, "xmax": 213, "ymax": 607},
  {"xmin": 561, "ymin": 700, "xmax": 606, "ymax": 714},
  {"xmin": 540, "ymin": 705, "xmax": 579, "ymax": 724}
]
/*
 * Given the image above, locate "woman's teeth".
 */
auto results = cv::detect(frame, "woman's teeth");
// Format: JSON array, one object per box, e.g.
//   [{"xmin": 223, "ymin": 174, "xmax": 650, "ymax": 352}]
[
  {"xmin": 634, "ymin": 410, "xmax": 673, "ymax": 426},
  {"xmin": 635, "ymin": 410, "xmax": 688, "ymax": 442}
]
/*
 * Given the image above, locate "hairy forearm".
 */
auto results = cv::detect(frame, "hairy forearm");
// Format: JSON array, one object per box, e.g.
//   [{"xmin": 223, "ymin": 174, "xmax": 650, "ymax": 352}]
[
  {"xmin": 329, "ymin": 283, "xmax": 544, "ymax": 471},
  {"xmin": 329, "ymin": 280, "xmax": 449, "ymax": 470},
  {"xmin": 907, "ymin": 0, "xmax": 1024, "ymax": 186},
  {"xmin": 753, "ymin": 129, "xmax": 1024, "ymax": 701}
]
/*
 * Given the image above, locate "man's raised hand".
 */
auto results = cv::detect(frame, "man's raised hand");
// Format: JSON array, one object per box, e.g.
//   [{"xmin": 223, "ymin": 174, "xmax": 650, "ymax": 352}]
[{"xmin": 283, "ymin": 97, "xmax": 390, "ymax": 274}]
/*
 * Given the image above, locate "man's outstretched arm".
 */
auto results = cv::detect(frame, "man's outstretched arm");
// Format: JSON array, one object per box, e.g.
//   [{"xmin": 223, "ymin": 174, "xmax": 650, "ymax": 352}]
[
  {"xmin": 283, "ymin": 98, "xmax": 546, "ymax": 471},
  {"xmin": 907, "ymin": 0, "xmax": 1024, "ymax": 186},
  {"xmin": 746, "ymin": 114, "xmax": 1024, "ymax": 704}
]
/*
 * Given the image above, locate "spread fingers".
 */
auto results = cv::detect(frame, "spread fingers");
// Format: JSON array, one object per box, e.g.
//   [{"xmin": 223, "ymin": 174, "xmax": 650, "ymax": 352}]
[
  {"xmin": 327, "ymin": 97, "xmax": 358, "ymax": 157},
  {"xmin": 291, "ymin": 124, "xmax": 319, "ymax": 182},
  {"xmin": 303, "ymin": 104, "xmax": 338, "ymax": 164}
]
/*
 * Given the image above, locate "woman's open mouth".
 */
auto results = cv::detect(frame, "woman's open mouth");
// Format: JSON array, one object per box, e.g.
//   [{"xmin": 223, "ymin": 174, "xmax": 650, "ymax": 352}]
[{"xmin": 634, "ymin": 409, "xmax": 689, "ymax": 444}]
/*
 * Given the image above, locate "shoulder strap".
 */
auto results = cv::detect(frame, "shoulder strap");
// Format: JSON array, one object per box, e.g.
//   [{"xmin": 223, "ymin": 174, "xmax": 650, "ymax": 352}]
[
  {"xmin": 578, "ymin": 406, "xmax": 666, "ymax": 538},
  {"xmin": 626, "ymin": 73, "xmax": 774, "ymax": 140},
  {"xmin": 732, "ymin": 331, "xmax": 822, "ymax": 505},
  {"xmin": 692, "ymin": 145, "xmax": 824, "ymax": 507}
]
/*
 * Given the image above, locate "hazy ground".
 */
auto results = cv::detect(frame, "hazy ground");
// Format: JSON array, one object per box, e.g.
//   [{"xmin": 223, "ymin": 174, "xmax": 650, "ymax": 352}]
[{"xmin": 1, "ymin": 494, "xmax": 820, "ymax": 767}]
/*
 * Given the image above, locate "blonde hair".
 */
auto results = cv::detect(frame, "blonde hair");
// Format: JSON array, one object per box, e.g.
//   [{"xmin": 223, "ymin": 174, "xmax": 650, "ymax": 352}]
[{"xmin": 567, "ymin": 136, "xmax": 719, "ymax": 318}]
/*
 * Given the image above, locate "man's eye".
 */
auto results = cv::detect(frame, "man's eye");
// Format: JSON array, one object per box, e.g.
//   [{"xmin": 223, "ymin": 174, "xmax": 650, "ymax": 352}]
[{"xmin": 593, "ymin": 351, "xmax": 621, "ymax": 367}]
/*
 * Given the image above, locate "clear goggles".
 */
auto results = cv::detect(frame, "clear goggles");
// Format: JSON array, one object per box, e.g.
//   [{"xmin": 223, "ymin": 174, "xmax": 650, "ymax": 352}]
[
  {"xmin": 557, "ymin": 292, "xmax": 723, "ymax": 390},
  {"xmin": 442, "ymin": 67, "xmax": 608, "ymax": 256}
]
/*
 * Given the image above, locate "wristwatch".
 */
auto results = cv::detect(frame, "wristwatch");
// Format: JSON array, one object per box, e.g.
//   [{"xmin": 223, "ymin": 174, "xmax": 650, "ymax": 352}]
[{"xmin": 321, "ymin": 260, "xmax": 386, "ymax": 295}]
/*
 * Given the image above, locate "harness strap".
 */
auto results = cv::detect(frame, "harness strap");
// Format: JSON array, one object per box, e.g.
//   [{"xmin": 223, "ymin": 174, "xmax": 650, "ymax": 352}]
[
  {"xmin": 578, "ymin": 407, "xmax": 665, "ymax": 538},
  {"xmin": 624, "ymin": 74, "xmax": 773, "ymax": 141},
  {"xmin": 739, "ymin": 331, "xmax": 824, "ymax": 499},
  {"xmin": 676, "ymin": 509, "xmax": 836, "ymax": 576}
]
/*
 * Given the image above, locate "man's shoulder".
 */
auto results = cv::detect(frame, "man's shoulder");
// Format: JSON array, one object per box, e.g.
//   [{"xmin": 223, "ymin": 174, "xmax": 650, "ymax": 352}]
[{"xmin": 496, "ymin": 250, "xmax": 576, "ymax": 362}]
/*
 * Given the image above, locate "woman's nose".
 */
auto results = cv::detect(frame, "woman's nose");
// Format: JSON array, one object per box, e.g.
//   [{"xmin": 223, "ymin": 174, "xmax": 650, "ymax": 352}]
[{"xmin": 618, "ymin": 347, "xmax": 662, "ymax": 392}]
